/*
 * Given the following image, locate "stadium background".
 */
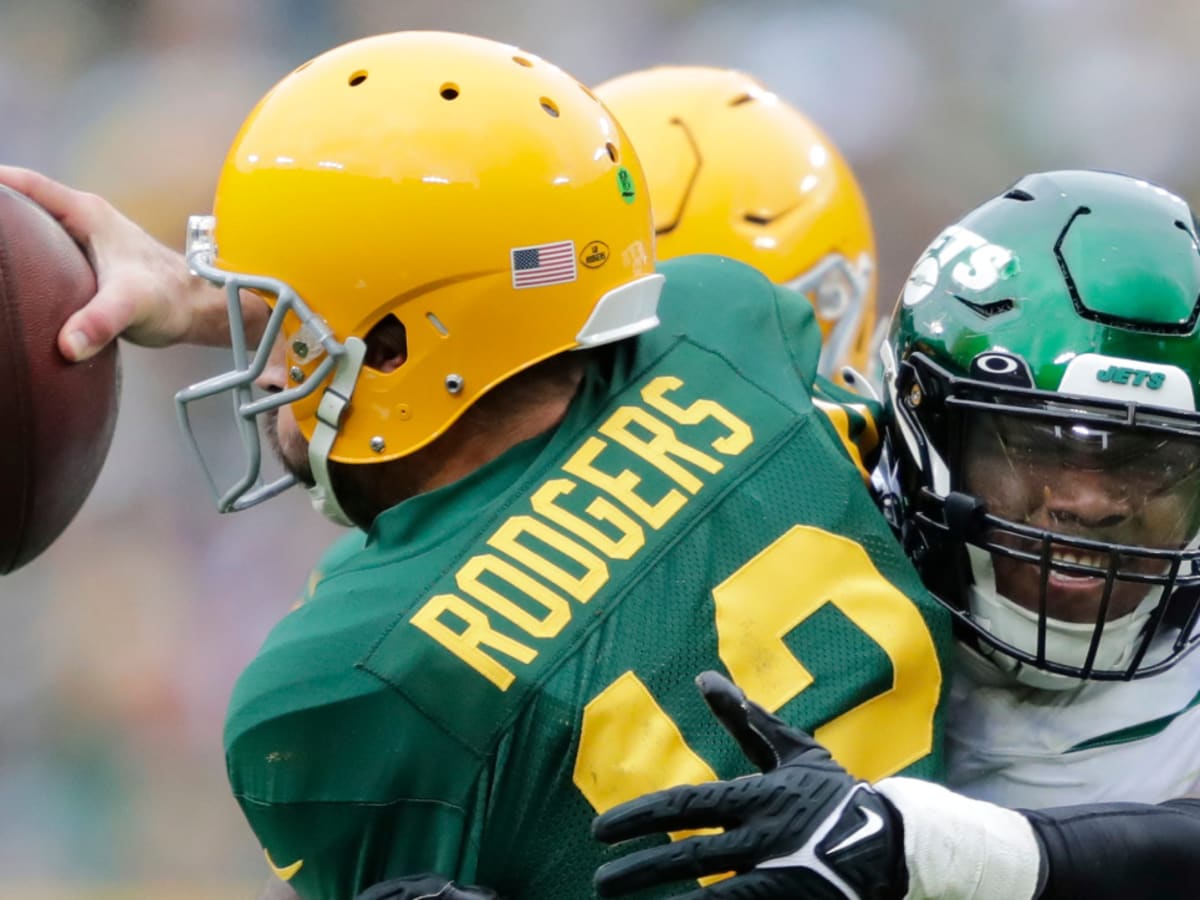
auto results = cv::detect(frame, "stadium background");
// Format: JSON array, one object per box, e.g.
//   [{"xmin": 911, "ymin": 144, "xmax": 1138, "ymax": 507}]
[{"xmin": 1, "ymin": 0, "xmax": 1196, "ymax": 897}]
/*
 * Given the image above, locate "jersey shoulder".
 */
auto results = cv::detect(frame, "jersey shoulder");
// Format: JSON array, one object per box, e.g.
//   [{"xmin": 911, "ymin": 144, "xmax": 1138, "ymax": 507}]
[
  {"xmin": 225, "ymin": 426, "xmax": 566, "ymax": 793},
  {"xmin": 295, "ymin": 528, "xmax": 369, "ymax": 608},
  {"xmin": 227, "ymin": 523, "xmax": 524, "ymax": 896},
  {"xmin": 653, "ymin": 254, "xmax": 824, "ymax": 388},
  {"xmin": 226, "ymin": 546, "xmax": 484, "ymax": 808},
  {"xmin": 653, "ymin": 254, "xmax": 879, "ymax": 474}
]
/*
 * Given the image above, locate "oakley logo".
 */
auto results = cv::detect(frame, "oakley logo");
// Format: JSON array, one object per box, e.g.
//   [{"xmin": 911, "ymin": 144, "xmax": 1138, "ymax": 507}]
[
  {"xmin": 1095, "ymin": 365, "xmax": 1165, "ymax": 390},
  {"xmin": 970, "ymin": 352, "xmax": 1033, "ymax": 388},
  {"xmin": 976, "ymin": 353, "xmax": 1019, "ymax": 375}
]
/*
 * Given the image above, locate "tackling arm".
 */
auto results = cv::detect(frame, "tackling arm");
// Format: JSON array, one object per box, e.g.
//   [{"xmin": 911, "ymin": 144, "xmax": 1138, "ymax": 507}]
[
  {"xmin": 592, "ymin": 671, "xmax": 1200, "ymax": 900},
  {"xmin": 1025, "ymin": 798, "xmax": 1200, "ymax": 900}
]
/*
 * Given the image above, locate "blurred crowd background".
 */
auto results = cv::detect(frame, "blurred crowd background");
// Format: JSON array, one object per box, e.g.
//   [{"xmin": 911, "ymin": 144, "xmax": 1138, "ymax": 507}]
[{"xmin": 2, "ymin": 0, "xmax": 1199, "ymax": 897}]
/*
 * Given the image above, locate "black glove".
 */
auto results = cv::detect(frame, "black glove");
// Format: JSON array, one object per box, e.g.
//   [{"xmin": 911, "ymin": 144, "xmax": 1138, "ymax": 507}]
[
  {"xmin": 355, "ymin": 875, "xmax": 499, "ymax": 900},
  {"xmin": 592, "ymin": 671, "xmax": 907, "ymax": 899}
]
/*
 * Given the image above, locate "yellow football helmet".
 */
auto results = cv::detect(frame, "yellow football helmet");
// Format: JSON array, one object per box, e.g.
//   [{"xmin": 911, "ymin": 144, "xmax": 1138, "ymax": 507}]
[
  {"xmin": 595, "ymin": 66, "xmax": 876, "ymax": 380},
  {"xmin": 177, "ymin": 32, "xmax": 661, "ymax": 521}
]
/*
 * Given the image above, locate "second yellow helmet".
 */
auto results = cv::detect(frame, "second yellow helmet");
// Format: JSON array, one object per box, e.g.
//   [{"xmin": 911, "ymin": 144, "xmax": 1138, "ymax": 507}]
[{"xmin": 596, "ymin": 65, "xmax": 877, "ymax": 379}]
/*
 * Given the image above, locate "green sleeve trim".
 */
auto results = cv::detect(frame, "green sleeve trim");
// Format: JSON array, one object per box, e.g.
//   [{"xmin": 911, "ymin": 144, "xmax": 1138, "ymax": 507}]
[{"xmin": 1067, "ymin": 690, "xmax": 1200, "ymax": 752}]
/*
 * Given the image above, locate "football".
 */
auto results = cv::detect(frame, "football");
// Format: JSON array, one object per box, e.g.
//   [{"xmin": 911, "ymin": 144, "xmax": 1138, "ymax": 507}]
[{"xmin": 0, "ymin": 184, "xmax": 120, "ymax": 574}]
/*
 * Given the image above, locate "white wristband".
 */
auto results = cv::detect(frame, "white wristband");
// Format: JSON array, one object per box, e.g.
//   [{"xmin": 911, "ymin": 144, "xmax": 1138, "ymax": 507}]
[{"xmin": 876, "ymin": 776, "xmax": 1041, "ymax": 900}]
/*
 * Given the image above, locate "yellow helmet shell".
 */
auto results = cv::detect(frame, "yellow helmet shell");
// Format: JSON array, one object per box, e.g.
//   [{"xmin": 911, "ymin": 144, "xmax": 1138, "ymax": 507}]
[
  {"xmin": 595, "ymin": 65, "xmax": 877, "ymax": 377},
  {"xmin": 211, "ymin": 32, "xmax": 658, "ymax": 463}
]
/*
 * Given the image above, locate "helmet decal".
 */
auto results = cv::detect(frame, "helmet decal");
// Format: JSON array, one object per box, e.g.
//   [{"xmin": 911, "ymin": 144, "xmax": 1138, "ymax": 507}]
[
  {"xmin": 903, "ymin": 224, "xmax": 1016, "ymax": 307},
  {"xmin": 1058, "ymin": 353, "xmax": 1194, "ymax": 411}
]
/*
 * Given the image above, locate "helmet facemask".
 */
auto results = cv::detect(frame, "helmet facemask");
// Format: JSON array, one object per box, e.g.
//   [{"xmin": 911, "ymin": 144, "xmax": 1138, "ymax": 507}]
[
  {"xmin": 890, "ymin": 352, "xmax": 1200, "ymax": 687},
  {"xmin": 175, "ymin": 214, "xmax": 365, "ymax": 524},
  {"xmin": 784, "ymin": 251, "xmax": 875, "ymax": 382}
]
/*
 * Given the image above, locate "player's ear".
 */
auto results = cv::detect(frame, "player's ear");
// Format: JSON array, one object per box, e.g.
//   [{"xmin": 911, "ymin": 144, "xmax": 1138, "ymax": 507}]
[{"xmin": 363, "ymin": 313, "xmax": 407, "ymax": 373}]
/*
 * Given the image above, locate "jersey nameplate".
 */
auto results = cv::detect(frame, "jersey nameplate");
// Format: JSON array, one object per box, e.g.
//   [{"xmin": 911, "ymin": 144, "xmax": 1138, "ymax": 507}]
[{"xmin": 409, "ymin": 367, "xmax": 753, "ymax": 691}]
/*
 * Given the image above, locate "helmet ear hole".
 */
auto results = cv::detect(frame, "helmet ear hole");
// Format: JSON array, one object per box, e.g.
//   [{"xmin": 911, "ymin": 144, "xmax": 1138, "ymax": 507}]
[{"xmin": 363, "ymin": 314, "xmax": 408, "ymax": 373}]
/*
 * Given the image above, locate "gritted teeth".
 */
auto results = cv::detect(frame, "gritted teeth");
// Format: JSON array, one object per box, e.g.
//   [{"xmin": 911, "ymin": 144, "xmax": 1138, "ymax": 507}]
[{"xmin": 1051, "ymin": 548, "xmax": 1106, "ymax": 571}]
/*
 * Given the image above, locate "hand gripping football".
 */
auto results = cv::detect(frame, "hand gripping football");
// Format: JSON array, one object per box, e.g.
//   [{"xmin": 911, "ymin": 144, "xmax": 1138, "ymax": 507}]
[{"xmin": 0, "ymin": 184, "xmax": 120, "ymax": 574}]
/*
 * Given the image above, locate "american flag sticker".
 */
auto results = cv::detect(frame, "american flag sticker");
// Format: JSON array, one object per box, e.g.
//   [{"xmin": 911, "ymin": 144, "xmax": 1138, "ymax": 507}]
[{"xmin": 511, "ymin": 240, "xmax": 577, "ymax": 289}]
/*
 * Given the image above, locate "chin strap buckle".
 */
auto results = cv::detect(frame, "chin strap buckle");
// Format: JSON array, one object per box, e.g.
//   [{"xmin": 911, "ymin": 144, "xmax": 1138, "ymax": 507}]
[{"xmin": 308, "ymin": 336, "xmax": 367, "ymax": 527}]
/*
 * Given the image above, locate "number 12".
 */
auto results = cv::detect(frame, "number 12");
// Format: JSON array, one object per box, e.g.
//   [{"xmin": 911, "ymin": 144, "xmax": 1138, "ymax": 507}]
[{"xmin": 573, "ymin": 525, "xmax": 943, "ymax": 815}]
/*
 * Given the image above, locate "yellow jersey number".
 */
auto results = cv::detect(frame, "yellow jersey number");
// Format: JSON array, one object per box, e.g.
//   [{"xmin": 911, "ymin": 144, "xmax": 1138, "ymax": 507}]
[{"xmin": 572, "ymin": 524, "xmax": 942, "ymax": 815}]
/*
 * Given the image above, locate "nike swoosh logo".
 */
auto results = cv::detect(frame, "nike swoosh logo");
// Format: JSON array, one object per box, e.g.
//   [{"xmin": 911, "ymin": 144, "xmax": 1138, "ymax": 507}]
[
  {"xmin": 825, "ymin": 806, "xmax": 884, "ymax": 855},
  {"xmin": 265, "ymin": 849, "xmax": 304, "ymax": 882}
]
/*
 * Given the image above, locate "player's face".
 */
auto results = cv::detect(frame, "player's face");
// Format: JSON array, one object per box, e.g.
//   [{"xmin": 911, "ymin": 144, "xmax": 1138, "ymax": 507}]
[
  {"xmin": 255, "ymin": 335, "xmax": 315, "ymax": 488},
  {"xmin": 962, "ymin": 412, "xmax": 1200, "ymax": 623}
]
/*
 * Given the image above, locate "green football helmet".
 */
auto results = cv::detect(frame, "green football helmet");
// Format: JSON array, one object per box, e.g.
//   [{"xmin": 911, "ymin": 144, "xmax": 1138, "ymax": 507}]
[{"xmin": 881, "ymin": 169, "xmax": 1200, "ymax": 688}]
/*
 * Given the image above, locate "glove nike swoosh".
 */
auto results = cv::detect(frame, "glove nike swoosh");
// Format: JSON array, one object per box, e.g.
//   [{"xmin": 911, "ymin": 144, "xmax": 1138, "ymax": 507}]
[{"xmin": 826, "ymin": 806, "xmax": 885, "ymax": 855}]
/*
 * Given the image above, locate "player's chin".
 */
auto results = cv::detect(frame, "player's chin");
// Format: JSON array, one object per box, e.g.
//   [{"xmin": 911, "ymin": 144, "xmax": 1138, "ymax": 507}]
[
  {"xmin": 263, "ymin": 407, "xmax": 315, "ymax": 488},
  {"xmin": 282, "ymin": 453, "xmax": 316, "ymax": 489}
]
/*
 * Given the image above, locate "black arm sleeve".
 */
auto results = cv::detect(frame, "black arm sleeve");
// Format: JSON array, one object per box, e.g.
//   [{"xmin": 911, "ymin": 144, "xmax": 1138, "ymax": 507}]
[{"xmin": 1025, "ymin": 798, "xmax": 1200, "ymax": 900}]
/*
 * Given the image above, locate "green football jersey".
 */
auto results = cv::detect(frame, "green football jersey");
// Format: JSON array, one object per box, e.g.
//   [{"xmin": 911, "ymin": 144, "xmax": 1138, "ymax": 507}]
[{"xmin": 225, "ymin": 255, "xmax": 952, "ymax": 900}]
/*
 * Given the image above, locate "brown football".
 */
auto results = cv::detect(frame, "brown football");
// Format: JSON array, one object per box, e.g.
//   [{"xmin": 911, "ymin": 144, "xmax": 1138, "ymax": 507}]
[{"xmin": 0, "ymin": 184, "xmax": 120, "ymax": 574}]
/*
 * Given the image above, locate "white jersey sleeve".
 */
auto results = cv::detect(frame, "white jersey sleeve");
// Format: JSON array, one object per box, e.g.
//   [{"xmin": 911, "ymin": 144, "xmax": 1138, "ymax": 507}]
[{"xmin": 946, "ymin": 637, "xmax": 1200, "ymax": 807}]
